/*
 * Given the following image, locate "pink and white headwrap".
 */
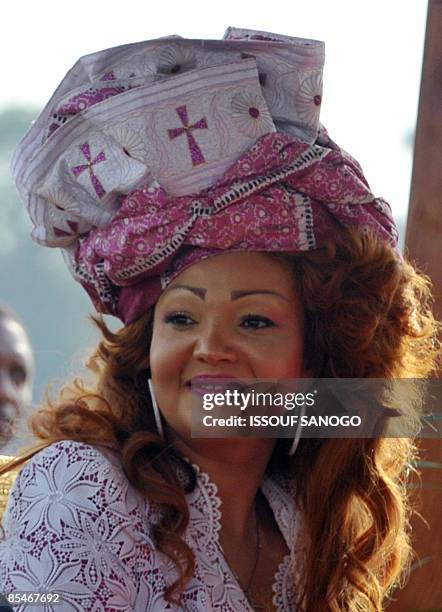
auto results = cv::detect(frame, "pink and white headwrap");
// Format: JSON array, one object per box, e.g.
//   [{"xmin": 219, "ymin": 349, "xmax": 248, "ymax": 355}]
[{"xmin": 12, "ymin": 28, "xmax": 398, "ymax": 324}]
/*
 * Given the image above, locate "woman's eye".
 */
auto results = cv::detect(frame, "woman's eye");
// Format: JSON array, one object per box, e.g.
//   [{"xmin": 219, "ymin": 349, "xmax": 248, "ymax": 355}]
[
  {"xmin": 164, "ymin": 312, "xmax": 196, "ymax": 327},
  {"xmin": 240, "ymin": 315, "xmax": 276, "ymax": 329}
]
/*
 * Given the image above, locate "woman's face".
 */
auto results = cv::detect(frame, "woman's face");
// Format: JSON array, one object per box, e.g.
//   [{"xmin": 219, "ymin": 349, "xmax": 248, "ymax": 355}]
[{"xmin": 150, "ymin": 252, "xmax": 307, "ymax": 453}]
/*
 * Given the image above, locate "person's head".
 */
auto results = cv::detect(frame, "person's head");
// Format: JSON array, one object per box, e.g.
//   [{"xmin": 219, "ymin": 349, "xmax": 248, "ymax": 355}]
[
  {"xmin": 0, "ymin": 304, "xmax": 34, "ymax": 447},
  {"xmin": 150, "ymin": 250, "xmax": 307, "ymax": 462}
]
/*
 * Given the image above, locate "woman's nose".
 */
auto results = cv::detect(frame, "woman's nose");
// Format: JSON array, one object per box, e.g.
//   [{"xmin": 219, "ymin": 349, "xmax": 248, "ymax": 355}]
[{"xmin": 192, "ymin": 325, "xmax": 237, "ymax": 364}]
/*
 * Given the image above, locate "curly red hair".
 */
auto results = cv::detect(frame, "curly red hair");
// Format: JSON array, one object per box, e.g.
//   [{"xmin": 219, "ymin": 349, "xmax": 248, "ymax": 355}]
[{"xmin": 2, "ymin": 229, "xmax": 440, "ymax": 611}]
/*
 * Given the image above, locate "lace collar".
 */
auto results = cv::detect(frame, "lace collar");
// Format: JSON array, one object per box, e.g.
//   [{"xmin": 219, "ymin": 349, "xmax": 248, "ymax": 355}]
[{"xmin": 177, "ymin": 459, "xmax": 305, "ymax": 611}]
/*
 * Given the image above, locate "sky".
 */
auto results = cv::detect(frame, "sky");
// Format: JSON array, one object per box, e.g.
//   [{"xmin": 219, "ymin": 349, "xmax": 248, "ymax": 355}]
[{"xmin": 1, "ymin": 0, "xmax": 428, "ymax": 228}]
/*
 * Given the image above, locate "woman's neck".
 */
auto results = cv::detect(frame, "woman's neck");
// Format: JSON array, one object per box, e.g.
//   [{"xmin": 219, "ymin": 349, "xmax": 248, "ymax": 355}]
[{"xmin": 168, "ymin": 429, "xmax": 276, "ymax": 537}]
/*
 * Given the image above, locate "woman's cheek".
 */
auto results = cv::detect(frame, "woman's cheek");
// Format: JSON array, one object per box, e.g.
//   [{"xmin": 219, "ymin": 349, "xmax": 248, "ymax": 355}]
[{"xmin": 150, "ymin": 333, "xmax": 190, "ymax": 395}]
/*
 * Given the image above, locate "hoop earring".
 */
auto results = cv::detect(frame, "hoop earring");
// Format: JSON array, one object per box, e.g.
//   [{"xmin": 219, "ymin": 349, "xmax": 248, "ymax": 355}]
[
  {"xmin": 288, "ymin": 403, "xmax": 305, "ymax": 456},
  {"xmin": 148, "ymin": 378, "xmax": 164, "ymax": 441}
]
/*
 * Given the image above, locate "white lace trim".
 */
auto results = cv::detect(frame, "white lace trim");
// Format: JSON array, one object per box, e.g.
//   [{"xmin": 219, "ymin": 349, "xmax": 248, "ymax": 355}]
[{"xmin": 0, "ymin": 440, "xmax": 303, "ymax": 611}]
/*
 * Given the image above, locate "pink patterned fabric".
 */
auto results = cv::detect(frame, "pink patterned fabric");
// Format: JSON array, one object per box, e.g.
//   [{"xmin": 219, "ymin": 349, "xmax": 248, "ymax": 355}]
[
  {"xmin": 0, "ymin": 440, "xmax": 306, "ymax": 611},
  {"xmin": 57, "ymin": 85, "xmax": 130, "ymax": 117},
  {"xmin": 71, "ymin": 131, "xmax": 398, "ymax": 323}
]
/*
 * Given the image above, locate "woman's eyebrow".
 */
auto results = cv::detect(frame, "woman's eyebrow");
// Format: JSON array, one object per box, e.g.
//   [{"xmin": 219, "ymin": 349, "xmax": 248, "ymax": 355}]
[
  {"xmin": 231, "ymin": 289, "xmax": 291, "ymax": 302},
  {"xmin": 165, "ymin": 284, "xmax": 206, "ymax": 299},
  {"xmin": 165, "ymin": 285, "xmax": 290, "ymax": 302}
]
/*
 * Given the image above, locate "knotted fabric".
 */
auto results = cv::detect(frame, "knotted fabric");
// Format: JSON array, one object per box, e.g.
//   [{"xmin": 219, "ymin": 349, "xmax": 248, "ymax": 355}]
[
  {"xmin": 11, "ymin": 28, "xmax": 398, "ymax": 323},
  {"xmin": 67, "ymin": 131, "xmax": 398, "ymax": 323}
]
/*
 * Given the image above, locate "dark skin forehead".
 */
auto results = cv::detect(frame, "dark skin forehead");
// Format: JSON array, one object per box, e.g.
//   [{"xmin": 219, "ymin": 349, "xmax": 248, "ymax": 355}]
[{"xmin": 0, "ymin": 316, "xmax": 33, "ymax": 374}]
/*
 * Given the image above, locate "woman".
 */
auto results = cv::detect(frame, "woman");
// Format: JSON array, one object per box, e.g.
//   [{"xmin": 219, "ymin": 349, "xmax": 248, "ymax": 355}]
[{"xmin": 0, "ymin": 29, "xmax": 440, "ymax": 611}]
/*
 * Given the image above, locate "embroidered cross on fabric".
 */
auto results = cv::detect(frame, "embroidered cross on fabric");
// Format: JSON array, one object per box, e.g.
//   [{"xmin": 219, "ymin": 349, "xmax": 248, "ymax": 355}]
[
  {"xmin": 168, "ymin": 105, "xmax": 208, "ymax": 167},
  {"xmin": 71, "ymin": 142, "xmax": 107, "ymax": 198}
]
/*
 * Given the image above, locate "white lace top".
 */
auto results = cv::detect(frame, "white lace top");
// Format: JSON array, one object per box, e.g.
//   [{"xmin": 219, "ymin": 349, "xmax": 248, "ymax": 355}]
[{"xmin": 0, "ymin": 440, "xmax": 305, "ymax": 611}]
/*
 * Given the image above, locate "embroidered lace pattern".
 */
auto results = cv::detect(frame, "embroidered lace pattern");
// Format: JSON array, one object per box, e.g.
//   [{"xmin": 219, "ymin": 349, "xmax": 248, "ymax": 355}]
[{"xmin": 0, "ymin": 440, "xmax": 303, "ymax": 610}]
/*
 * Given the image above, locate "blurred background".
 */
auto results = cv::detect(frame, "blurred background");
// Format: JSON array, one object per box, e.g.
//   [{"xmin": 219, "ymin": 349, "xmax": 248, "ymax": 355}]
[{"xmin": 0, "ymin": 0, "xmax": 427, "ymax": 403}]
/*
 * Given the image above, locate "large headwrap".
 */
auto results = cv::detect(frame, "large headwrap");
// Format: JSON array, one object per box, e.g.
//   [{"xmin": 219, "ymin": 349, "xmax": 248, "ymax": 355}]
[{"xmin": 13, "ymin": 27, "xmax": 398, "ymax": 323}]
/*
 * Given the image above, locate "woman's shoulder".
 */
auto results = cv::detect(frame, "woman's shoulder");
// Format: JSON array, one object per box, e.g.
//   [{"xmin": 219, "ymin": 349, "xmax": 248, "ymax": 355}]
[
  {"xmin": 13, "ymin": 439, "xmax": 126, "ymax": 493},
  {"xmin": 22, "ymin": 438, "xmax": 123, "ymax": 472},
  {"xmin": 1, "ymin": 442, "xmax": 163, "ymax": 609},
  {"xmin": 4, "ymin": 439, "xmax": 153, "ymax": 532}
]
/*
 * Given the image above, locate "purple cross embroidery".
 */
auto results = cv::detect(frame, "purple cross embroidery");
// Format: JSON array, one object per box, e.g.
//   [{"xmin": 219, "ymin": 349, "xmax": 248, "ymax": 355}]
[
  {"xmin": 71, "ymin": 142, "xmax": 106, "ymax": 198},
  {"xmin": 168, "ymin": 105, "xmax": 208, "ymax": 166}
]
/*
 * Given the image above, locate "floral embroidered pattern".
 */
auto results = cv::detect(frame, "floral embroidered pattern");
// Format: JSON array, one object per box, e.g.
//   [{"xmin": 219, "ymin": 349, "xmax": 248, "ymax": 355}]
[
  {"xmin": 40, "ymin": 185, "xmax": 82, "ymax": 215},
  {"xmin": 0, "ymin": 440, "xmax": 303, "ymax": 611},
  {"xmin": 231, "ymin": 91, "xmax": 274, "ymax": 138},
  {"xmin": 296, "ymin": 70, "xmax": 323, "ymax": 126},
  {"xmin": 157, "ymin": 44, "xmax": 197, "ymax": 75},
  {"xmin": 109, "ymin": 125, "xmax": 148, "ymax": 162}
]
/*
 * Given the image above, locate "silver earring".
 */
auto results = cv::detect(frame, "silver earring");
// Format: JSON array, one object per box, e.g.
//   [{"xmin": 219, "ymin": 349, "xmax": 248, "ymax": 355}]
[
  {"xmin": 288, "ymin": 403, "xmax": 305, "ymax": 456},
  {"xmin": 148, "ymin": 378, "xmax": 164, "ymax": 441}
]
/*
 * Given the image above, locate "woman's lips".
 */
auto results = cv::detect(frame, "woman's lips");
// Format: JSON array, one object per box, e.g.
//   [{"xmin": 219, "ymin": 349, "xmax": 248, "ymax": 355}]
[{"xmin": 186, "ymin": 375, "xmax": 245, "ymax": 397}]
